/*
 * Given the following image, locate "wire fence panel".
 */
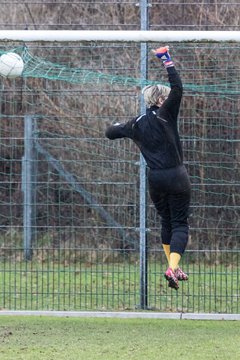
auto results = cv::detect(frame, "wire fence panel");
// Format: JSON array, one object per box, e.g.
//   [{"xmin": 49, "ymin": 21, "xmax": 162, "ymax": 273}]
[
  {"xmin": 0, "ymin": 42, "xmax": 141, "ymax": 311},
  {"xmin": 0, "ymin": 40, "xmax": 239, "ymax": 312}
]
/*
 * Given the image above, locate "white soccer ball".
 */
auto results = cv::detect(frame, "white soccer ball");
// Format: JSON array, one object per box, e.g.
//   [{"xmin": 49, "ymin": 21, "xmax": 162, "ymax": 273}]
[{"xmin": 0, "ymin": 52, "xmax": 24, "ymax": 79}]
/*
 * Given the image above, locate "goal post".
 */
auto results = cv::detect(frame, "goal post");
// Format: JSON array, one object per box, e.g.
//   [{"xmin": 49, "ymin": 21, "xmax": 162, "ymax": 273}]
[{"xmin": 1, "ymin": 30, "xmax": 240, "ymax": 42}]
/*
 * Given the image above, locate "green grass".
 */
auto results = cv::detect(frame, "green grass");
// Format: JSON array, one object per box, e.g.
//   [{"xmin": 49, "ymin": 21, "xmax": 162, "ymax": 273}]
[
  {"xmin": 0, "ymin": 259, "xmax": 239, "ymax": 313},
  {"xmin": 0, "ymin": 316, "xmax": 240, "ymax": 360}
]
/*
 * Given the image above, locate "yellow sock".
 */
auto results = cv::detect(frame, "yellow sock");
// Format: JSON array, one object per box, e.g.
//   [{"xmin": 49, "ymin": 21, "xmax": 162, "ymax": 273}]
[
  {"xmin": 169, "ymin": 252, "xmax": 181, "ymax": 271},
  {"xmin": 162, "ymin": 244, "xmax": 170, "ymax": 264}
]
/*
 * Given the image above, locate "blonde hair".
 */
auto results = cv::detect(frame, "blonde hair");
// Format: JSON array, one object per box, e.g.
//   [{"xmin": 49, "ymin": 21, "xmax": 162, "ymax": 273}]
[{"xmin": 142, "ymin": 84, "xmax": 171, "ymax": 108}]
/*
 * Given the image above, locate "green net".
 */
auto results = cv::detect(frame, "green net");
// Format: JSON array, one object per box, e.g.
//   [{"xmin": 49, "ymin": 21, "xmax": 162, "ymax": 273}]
[
  {"xmin": 2, "ymin": 44, "xmax": 240, "ymax": 94},
  {"xmin": 23, "ymin": 44, "xmax": 240, "ymax": 94}
]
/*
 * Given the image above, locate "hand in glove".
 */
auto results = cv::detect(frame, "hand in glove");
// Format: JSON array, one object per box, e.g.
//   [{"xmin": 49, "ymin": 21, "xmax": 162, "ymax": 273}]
[{"xmin": 152, "ymin": 46, "xmax": 174, "ymax": 68}]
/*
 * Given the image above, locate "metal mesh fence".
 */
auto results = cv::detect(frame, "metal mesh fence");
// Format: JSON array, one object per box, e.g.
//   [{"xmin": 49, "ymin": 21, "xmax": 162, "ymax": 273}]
[
  {"xmin": 0, "ymin": 1, "xmax": 239, "ymax": 30},
  {"xmin": 0, "ymin": 1, "xmax": 240, "ymax": 313}
]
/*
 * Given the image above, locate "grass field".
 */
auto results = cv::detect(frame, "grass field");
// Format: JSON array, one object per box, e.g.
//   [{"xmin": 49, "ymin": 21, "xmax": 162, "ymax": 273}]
[{"xmin": 0, "ymin": 316, "xmax": 240, "ymax": 360}]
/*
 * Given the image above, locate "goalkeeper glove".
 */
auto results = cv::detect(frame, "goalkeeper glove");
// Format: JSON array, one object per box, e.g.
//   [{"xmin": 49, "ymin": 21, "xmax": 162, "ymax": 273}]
[{"xmin": 152, "ymin": 46, "xmax": 174, "ymax": 68}]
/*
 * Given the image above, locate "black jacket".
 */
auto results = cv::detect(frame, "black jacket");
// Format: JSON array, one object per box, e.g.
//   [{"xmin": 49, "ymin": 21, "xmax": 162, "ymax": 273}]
[{"xmin": 105, "ymin": 67, "xmax": 183, "ymax": 170}]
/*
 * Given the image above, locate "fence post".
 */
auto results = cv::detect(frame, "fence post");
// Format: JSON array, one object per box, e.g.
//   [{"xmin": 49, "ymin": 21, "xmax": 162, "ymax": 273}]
[
  {"xmin": 22, "ymin": 115, "xmax": 37, "ymax": 260},
  {"xmin": 139, "ymin": 0, "xmax": 149, "ymax": 309}
]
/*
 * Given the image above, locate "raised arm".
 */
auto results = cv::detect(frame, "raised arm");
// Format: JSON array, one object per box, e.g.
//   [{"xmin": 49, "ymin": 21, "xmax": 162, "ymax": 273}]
[{"xmin": 153, "ymin": 46, "xmax": 183, "ymax": 119}]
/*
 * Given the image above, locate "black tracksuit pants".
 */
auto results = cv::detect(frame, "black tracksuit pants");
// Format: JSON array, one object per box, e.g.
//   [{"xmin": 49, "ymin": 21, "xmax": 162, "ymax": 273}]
[{"xmin": 148, "ymin": 164, "xmax": 191, "ymax": 256}]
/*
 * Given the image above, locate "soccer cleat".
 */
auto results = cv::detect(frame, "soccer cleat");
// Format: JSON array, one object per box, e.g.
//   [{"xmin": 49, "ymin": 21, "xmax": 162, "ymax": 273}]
[
  {"xmin": 175, "ymin": 267, "xmax": 189, "ymax": 281},
  {"xmin": 164, "ymin": 267, "xmax": 179, "ymax": 290}
]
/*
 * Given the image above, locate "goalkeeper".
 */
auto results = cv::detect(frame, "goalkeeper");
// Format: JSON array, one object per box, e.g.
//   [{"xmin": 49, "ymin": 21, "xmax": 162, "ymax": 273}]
[{"xmin": 105, "ymin": 46, "xmax": 191, "ymax": 290}]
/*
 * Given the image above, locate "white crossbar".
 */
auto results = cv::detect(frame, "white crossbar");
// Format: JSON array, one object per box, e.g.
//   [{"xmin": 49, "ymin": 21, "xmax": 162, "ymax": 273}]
[{"xmin": 1, "ymin": 30, "xmax": 240, "ymax": 42}]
